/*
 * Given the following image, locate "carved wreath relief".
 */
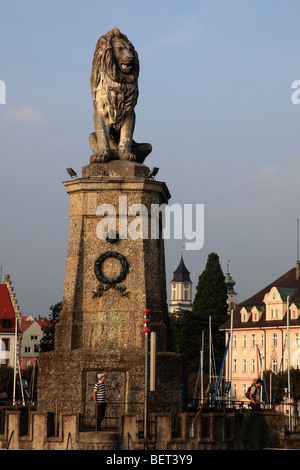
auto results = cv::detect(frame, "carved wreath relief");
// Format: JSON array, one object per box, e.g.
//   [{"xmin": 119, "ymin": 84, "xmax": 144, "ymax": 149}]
[{"xmin": 93, "ymin": 251, "xmax": 130, "ymax": 297}]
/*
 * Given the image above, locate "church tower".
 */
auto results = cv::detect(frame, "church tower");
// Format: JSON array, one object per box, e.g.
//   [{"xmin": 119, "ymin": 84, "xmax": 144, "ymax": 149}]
[
  {"xmin": 225, "ymin": 261, "xmax": 237, "ymax": 312},
  {"xmin": 169, "ymin": 251, "xmax": 192, "ymax": 313}
]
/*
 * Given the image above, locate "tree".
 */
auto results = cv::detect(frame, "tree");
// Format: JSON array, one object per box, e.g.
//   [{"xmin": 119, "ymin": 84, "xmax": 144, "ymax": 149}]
[
  {"xmin": 169, "ymin": 309, "xmax": 200, "ymax": 366},
  {"xmin": 192, "ymin": 252, "xmax": 228, "ymax": 372},
  {"xmin": 40, "ymin": 302, "xmax": 62, "ymax": 353}
]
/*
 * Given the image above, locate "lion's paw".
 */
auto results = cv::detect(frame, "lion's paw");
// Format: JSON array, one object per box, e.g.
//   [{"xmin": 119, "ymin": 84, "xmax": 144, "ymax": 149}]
[
  {"xmin": 90, "ymin": 152, "xmax": 110, "ymax": 163},
  {"xmin": 118, "ymin": 150, "xmax": 136, "ymax": 161}
]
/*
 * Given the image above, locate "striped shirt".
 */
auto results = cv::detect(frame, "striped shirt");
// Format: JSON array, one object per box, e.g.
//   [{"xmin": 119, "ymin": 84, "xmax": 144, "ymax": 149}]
[{"xmin": 94, "ymin": 380, "xmax": 106, "ymax": 403}]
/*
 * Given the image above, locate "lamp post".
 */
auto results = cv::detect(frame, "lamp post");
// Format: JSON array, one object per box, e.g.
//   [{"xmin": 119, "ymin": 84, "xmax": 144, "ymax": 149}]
[
  {"xmin": 228, "ymin": 308, "xmax": 234, "ymax": 403},
  {"xmin": 142, "ymin": 309, "xmax": 151, "ymax": 446},
  {"xmin": 287, "ymin": 295, "xmax": 292, "ymax": 432}
]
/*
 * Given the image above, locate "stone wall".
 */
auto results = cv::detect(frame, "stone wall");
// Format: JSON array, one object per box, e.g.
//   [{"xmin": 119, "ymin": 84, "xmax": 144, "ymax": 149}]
[{"xmin": 0, "ymin": 409, "xmax": 286, "ymax": 450}]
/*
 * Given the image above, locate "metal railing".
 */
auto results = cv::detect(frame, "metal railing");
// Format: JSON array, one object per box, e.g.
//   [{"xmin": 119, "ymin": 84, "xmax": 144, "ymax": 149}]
[
  {"xmin": 191, "ymin": 397, "xmax": 300, "ymax": 433},
  {"xmin": 79, "ymin": 402, "xmax": 143, "ymax": 432}
]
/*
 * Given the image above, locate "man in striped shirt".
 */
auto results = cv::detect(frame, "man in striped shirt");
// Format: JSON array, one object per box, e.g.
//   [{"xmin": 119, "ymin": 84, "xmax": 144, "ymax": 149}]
[{"xmin": 94, "ymin": 373, "xmax": 107, "ymax": 430}]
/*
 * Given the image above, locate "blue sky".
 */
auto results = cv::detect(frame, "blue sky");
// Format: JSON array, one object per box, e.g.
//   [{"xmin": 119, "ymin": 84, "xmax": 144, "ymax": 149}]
[{"xmin": 1, "ymin": 0, "xmax": 300, "ymax": 316}]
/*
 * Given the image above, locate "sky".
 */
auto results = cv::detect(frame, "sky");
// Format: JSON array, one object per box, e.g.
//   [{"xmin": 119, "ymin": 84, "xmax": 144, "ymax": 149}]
[{"xmin": 1, "ymin": 0, "xmax": 300, "ymax": 317}]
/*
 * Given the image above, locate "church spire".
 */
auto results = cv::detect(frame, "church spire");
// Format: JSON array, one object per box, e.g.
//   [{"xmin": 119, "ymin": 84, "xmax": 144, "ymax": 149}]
[
  {"xmin": 225, "ymin": 260, "xmax": 237, "ymax": 311},
  {"xmin": 169, "ymin": 249, "xmax": 193, "ymax": 314}
]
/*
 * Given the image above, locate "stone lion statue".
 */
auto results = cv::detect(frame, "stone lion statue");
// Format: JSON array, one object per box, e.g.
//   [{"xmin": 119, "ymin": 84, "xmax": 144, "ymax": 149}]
[{"xmin": 89, "ymin": 28, "xmax": 152, "ymax": 164}]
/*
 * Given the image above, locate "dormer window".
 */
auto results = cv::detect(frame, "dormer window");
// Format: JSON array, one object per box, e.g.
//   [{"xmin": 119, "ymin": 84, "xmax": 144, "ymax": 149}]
[
  {"xmin": 263, "ymin": 287, "xmax": 296, "ymax": 321},
  {"xmin": 251, "ymin": 306, "xmax": 264, "ymax": 322},
  {"xmin": 240, "ymin": 307, "xmax": 251, "ymax": 322},
  {"xmin": 290, "ymin": 303, "xmax": 300, "ymax": 320}
]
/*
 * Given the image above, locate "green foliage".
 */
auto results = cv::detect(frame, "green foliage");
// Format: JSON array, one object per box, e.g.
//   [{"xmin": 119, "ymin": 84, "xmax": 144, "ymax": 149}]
[
  {"xmin": 264, "ymin": 369, "xmax": 300, "ymax": 402},
  {"xmin": 169, "ymin": 253, "xmax": 229, "ymax": 375},
  {"xmin": 0, "ymin": 366, "xmax": 14, "ymax": 400},
  {"xmin": 39, "ymin": 302, "xmax": 62, "ymax": 353},
  {"xmin": 192, "ymin": 252, "xmax": 228, "ymax": 371},
  {"xmin": 192, "ymin": 252, "xmax": 228, "ymax": 323},
  {"xmin": 169, "ymin": 309, "xmax": 202, "ymax": 370},
  {"xmin": 0, "ymin": 365, "xmax": 38, "ymax": 401}
]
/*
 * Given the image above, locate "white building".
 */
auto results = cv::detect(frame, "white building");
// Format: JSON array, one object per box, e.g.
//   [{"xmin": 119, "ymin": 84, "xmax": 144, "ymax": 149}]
[
  {"xmin": 0, "ymin": 275, "xmax": 21, "ymax": 368},
  {"xmin": 169, "ymin": 253, "xmax": 193, "ymax": 313}
]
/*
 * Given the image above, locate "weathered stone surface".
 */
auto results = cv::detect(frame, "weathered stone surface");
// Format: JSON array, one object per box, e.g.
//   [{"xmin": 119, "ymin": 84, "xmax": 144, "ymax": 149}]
[
  {"xmin": 82, "ymin": 160, "xmax": 150, "ymax": 178},
  {"xmin": 38, "ymin": 163, "xmax": 186, "ymax": 415}
]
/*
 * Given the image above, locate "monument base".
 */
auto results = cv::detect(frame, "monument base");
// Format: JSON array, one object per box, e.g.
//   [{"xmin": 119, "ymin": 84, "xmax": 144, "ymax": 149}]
[
  {"xmin": 38, "ymin": 160, "xmax": 187, "ymax": 415},
  {"xmin": 38, "ymin": 348, "xmax": 187, "ymax": 415}
]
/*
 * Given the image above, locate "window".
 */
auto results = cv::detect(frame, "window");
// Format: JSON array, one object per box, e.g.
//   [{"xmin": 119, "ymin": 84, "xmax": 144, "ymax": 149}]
[
  {"xmin": 260, "ymin": 334, "xmax": 264, "ymax": 348},
  {"xmin": 242, "ymin": 335, "xmax": 247, "ymax": 348},
  {"xmin": 1, "ymin": 319, "xmax": 11, "ymax": 329},
  {"xmin": 1, "ymin": 339, "xmax": 10, "ymax": 351},
  {"xmin": 231, "ymin": 383, "xmax": 237, "ymax": 398},
  {"xmin": 251, "ymin": 359, "xmax": 255, "ymax": 373},
  {"xmin": 272, "ymin": 360, "xmax": 277, "ymax": 373},
  {"xmin": 242, "ymin": 359, "xmax": 247, "ymax": 372},
  {"xmin": 233, "ymin": 359, "xmax": 237, "ymax": 372},
  {"xmin": 251, "ymin": 334, "xmax": 256, "ymax": 347},
  {"xmin": 294, "ymin": 332, "xmax": 300, "ymax": 348},
  {"xmin": 242, "ymin": 384, "xmax": 247, "ymax": 398},
  {"xmin": 270, "ymin": 308, "xmax": 279, "ymax": 319},
  {"xmin": 31, "ymin": 335, "xmax": 38, "ymax": 341},
  {"xmin": 233, "ymin": 335, "xmax": 237, "ymax": 348},
  {"xmin": 25, "ymin": 347, "xmax": 31, "ymax": 353},
  {"xmin": 271, "ymin": 333, "xmax": 277, "ymax": 347},
  {"xmin": 0, "ymin": 359, "xmax": 9, "ymax": 366}
]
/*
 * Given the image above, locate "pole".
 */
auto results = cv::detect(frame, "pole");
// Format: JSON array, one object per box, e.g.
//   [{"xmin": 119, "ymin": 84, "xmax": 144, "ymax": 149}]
[
  {"xmin": 287, "ymin": 295, "xmax": 292, "ymax": 431},
  {"xmin": 150, "ymin": 331, "xmax": 157, "ymax": 392},
  {"xmin": 209, "ymin": 316, "xmax": 211, "ymax": 386},
  {"xmin": 13, "ymin": 313, "xmax": 17, "ymax": 406},
  {"xmin": 229, "ymin": 309, "xmax": 234, "ymax": 401},
  {"xmin": 201, "ymin": 330, "xmax": 204, "ymax": 402},
  {"xmin": 257, "ymin": 346, "xmax": 269, "ymax": 405},
  {"xmin": 142, "ymin": 309, "xmax": 151, "ymax": 447},
  {"xmin": 211, "ymin": 332, "xmax": 231, "ymax": 407}
]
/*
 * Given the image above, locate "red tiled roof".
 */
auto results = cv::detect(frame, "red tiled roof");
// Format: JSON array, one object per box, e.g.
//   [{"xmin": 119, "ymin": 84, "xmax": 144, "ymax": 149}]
[
  {"xmin": 0, "ymin": 284, "xmax": 19, "ymax": 333},
  {"xmin": 220, "ymin": 267, "xmax": 300, "ymax": 330},
  {"xmin": 22, "ymin": 319, "xmax": 51, "ymax": 332}
]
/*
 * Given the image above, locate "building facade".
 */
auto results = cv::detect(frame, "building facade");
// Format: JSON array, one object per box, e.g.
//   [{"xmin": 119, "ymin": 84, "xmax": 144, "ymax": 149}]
[
  {"xmin": 221, "ymin": 266, "xmax": 300, "ymax": 402},
  {"xmin": 169, "ymin": 252, "xmax": 193, "ymax": 313},
  {"xmin": 0, "ymin": 275, "xmax": 21, "ymax": 368},
  {"xmin": 21, "ymin": 315, "xmax": 49, "ymax": 369}
]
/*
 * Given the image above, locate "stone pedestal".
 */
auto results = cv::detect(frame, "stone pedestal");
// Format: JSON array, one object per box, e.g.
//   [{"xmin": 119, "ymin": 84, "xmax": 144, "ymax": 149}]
[{"xmin": 38, "ymin": 161, "xmax": 186, "ymax": 415}]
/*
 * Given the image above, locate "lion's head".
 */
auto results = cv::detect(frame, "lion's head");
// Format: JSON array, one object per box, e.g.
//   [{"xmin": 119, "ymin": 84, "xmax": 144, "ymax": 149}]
[{"xmin": 90, "ymin": 28, "xmax": 139, "ymax": 92}]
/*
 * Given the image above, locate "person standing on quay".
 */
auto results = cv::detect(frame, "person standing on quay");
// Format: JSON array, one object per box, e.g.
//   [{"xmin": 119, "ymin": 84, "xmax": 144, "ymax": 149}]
[{"xmin": 94, "ymin": 373, "xmax": 107, "ymax": 430}]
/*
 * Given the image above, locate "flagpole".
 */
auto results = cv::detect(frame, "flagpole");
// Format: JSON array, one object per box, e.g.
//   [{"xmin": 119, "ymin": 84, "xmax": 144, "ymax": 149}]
[
  {"xmin": 287, "ymin": 295, "xmax": 291, "ymax": 431},
  {"xmin": 13, "ymin": 313, "xmax": 17, "ymax": 406}
]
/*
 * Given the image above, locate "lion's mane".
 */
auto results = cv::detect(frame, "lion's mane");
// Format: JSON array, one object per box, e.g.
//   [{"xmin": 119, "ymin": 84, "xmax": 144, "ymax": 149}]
[{"xmin": 90, "ymin": 28, "xmax": 139, "ymax": 132}]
